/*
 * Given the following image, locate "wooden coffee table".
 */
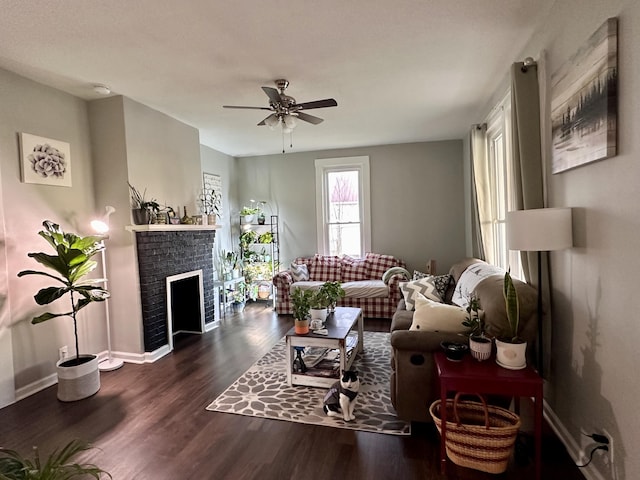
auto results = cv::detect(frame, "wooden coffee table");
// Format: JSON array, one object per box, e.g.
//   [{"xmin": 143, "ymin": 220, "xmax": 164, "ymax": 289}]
[{"xmin": 285, "ymin": 307, "xmax": 363, "ymax": 388}]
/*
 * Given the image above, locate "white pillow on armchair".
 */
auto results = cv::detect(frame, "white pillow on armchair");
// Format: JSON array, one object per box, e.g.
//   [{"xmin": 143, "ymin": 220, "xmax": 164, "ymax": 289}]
[{"xmin": 409, "ymin": 293, "xmax": 467, "ymax": 333}]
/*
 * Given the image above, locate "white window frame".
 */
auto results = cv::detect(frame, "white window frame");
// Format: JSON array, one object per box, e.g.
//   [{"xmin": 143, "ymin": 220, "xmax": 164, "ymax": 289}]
[
  {"xmin": 315, "ymin": 156, "xmax": 371, "ymax": 257},
  {"xmin": 482, "ymin": 92, "xmax": 522, "ymax": 276}
]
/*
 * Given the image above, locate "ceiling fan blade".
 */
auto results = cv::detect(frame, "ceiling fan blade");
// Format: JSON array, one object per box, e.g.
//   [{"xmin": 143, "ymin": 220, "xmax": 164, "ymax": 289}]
[
  {"xmin": 295, "ymin": 98, "xmax": 338, "ymax": 110},
  {"xmin": 262, "ymin": 86, "xmax": 283, "ymax": 104},
  {"xmin": 258, "ymin": 114, "xmax": 278, "ymax": 126},
  {"xmin": 296, "ymin": 112, "xmax": 324, "ymax": 125},
  {"xmin": 223, "ymin": 105, "xmax": 272, "ymax": 110}
]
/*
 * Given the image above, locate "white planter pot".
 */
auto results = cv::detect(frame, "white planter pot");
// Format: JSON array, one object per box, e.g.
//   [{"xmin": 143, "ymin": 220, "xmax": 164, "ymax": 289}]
[
  {"xmin": 495, "ymin": 339, "xmax": 527, "ymax": 370},
  {"xmin": 56, "ymin": 354, "xmax": 100, "ymax": 402},
  {"xmin": 310, "ymin": 308, "xmax": 328, "ymax": 323},
  {"xmin": 469, "ymin": 336, "xmax": 492, "ymax": 362}
]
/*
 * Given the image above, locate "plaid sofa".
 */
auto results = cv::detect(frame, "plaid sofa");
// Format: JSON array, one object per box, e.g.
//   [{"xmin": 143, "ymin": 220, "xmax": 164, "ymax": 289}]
[{"xmin": 273, "ymin": 253, "xmax": 408, "ymax": 319}]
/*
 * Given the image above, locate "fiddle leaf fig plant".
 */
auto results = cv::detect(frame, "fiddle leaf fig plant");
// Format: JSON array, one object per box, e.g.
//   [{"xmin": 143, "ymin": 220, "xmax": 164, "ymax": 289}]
[{"xmin": 18, "ymin": 221, "xmax": 110, "ymax": 364}]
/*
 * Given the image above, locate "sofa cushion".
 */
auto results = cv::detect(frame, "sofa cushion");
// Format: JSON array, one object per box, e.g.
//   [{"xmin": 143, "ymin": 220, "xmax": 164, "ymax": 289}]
[
  {"xmin": 309, "ymin": 255, "xmax": 341, "ymax": 282},
  {"xmin": 365, "ymin": 253, "xmax": 399, "ymax": 280},
  {"xmin": 288, "ymin": 281, "xmax": 324, "ymax": 293},
  {"xmin": 451, "ymin": 262, "xmax": 504, "ymax": 308},
  {"xmin": 409, "ymin": 294, "xmax": 468, "ymax": 333},
  {"xmin": 399, "ymin": 276, "xmax": 445, "ymax": 309},
  {"xmin": 342, "ymin": 280, "xmax": 388, "ymax": 298},
  {"xmin": 341, "ymin": 255, "xmax": 369, "ymax": 281},
  {"xmin": 290, "ymin": 263, "xmax": 310, "ymax": 282}
]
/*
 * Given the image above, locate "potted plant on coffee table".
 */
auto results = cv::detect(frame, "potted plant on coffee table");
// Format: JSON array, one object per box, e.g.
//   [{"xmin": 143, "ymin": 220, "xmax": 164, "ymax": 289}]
[
  {"xmin": 291, "ymin": 287, "xmax": 312, "ymax": 335},
  {"xmin": 18, "ymin": 221, "xmax": 110, "ymax": 401},
  {"xmin": 309, "ymin": 289, "xmax": 330, "ymax": 327},
  {"xmin": 320, "ymin": 281, "xmax": 345, "ymax": 313},
  {"xmin": 495, "ymin": 270, "xmax": 527, "ymax": 370},
  {"xmin": 461, "ymin": 294, "xmax": 491, "ymax": 361}
]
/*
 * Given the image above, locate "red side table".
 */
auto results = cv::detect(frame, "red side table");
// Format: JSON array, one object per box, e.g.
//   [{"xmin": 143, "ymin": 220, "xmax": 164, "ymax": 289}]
[{"xmin": 434, "ymin": 351, "xmax": 543, "ymax": 480}]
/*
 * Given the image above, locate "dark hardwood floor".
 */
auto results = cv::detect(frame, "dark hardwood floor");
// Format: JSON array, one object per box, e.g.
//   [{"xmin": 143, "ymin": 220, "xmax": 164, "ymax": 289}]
[{"xmin": 1, "ymin": 303, "xmax": 584, "ymax": 479}]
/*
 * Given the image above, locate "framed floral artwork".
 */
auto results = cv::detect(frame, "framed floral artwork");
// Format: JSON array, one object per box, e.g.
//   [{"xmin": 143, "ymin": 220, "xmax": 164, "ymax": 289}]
[{"xmin": 19, "ymin": 132, "xmax": 72, "ymax": 187}]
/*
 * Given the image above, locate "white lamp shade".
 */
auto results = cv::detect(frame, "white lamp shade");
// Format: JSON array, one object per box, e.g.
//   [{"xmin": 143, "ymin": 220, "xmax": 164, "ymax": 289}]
[{"xmin": 507, "ymin": 207, "xmax": 573, "ymax": 252}]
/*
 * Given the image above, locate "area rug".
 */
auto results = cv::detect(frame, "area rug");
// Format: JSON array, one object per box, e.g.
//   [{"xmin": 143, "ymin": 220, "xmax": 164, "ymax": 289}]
[{"xmin": 206, "ymin": 331, "xmax": 410, "ymax": 435}]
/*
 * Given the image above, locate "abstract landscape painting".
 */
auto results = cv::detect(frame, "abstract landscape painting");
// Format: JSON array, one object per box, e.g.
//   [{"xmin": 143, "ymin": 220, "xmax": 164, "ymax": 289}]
[{"xmin": 551, "ymin": 18, "xmax": 618, "ymax": 174}]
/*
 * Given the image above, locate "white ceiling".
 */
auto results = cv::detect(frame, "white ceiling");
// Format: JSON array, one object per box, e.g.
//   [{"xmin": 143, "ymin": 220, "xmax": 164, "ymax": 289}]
[{"xmin": 0, "ymin": 0, "xmax": 554, "ymax": 157}]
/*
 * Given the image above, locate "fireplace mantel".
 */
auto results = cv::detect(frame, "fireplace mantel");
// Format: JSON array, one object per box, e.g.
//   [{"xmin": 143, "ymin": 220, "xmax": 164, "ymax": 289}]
[{"xmin": 125, "ymin": 224, "xmax": 219, "ymax": 233}]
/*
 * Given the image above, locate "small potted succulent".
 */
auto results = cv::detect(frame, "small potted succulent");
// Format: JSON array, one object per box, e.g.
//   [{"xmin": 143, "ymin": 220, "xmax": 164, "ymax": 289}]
[
  {"xmin": 495, "ymin": 270, "xmax": 527, "ymax": 369},
  {"xmin": 291, "ymin": 287, "xmax": 312, "ymax": 334},
  {"xmin": 462, "ymin": 294, "xmax": 491, "ymax": 361}
]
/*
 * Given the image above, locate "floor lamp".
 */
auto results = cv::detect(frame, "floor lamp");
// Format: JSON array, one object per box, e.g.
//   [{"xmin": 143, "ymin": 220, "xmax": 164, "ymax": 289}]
[
  {"xmin": 506, "ymin": 208, "xmax": 572, "ymax": 377},
  {"xmin": 91, "ymin": 206, "xmax": 124, "ymax": 372}
]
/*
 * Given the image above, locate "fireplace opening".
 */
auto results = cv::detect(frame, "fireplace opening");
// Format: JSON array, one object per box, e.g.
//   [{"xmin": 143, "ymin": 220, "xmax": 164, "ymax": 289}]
[{"xmin": 166, "ymin": 270, "xmax": 205, "ymax": 351}]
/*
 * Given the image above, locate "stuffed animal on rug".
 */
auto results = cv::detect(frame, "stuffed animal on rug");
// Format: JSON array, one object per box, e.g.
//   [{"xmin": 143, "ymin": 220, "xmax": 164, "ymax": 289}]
[{"xmin": 322, "ymin": 370, "xmax": 360, "ymax": 422}]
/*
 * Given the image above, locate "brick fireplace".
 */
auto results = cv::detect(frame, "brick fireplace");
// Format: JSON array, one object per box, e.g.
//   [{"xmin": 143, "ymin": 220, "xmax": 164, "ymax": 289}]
[{"xmin": 132, "ymin": 228, "xmax": 216, "ymax": 352}]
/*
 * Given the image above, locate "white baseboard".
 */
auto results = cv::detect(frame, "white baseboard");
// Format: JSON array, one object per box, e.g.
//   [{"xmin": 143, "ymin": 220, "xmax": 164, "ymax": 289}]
[
  {"xmin": 205, "ymin": 320, "xmax": 219, "ymax": 332},
  {"xmin": 544, "ymin": 400, "xmax": 606, "ymax": 480},
  {"xmin": 11, "ymin": 346, "xmax": 173, "ymax": 405}
]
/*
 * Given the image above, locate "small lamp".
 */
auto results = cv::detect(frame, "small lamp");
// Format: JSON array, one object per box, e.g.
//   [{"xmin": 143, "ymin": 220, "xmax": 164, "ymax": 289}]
[
  {"xmin": 507, "ymin": 207, "xmax": 572, "ymax": 376},
  {"xmin": 91, "ymin": 205, "xmax": 123, "ymax": 371}
]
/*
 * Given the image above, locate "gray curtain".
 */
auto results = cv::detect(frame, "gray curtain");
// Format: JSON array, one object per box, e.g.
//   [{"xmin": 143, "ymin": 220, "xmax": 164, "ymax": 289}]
[
  {"xmin": 469, "ymin": 125, "xmax": 487, "ymax": 260},
  {"xmin": 511, "ymin": 61, "xmax": 551, "ymax": 376}
]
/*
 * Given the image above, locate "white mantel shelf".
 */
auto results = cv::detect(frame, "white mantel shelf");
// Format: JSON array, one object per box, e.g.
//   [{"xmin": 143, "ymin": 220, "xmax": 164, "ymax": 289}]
[{"xmin": 125, "ymin": 224, "xmax": 220, "ymax": 232}]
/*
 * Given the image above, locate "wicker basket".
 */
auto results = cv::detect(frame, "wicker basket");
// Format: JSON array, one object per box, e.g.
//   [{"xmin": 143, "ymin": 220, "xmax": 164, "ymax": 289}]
[{"xmin": 429, "ymin": 392, "xmax": 521, "ymax": 474}]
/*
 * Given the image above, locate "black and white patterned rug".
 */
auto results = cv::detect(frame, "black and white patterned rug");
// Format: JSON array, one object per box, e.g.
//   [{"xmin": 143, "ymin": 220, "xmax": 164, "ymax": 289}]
[{"xmin": 206, "ymin": 331, "xmax": 410, "ymax": 436}]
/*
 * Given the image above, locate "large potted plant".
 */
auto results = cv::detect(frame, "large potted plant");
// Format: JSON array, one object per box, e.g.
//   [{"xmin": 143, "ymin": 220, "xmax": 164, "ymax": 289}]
[
  {"xmin": 0, "ymin": 439, "xmax": 111, "ymax": 479},
  {"xmin": 18, "ymin": 221, "xmax": 110, "ymax": 401},
  {"xmin": 291, "ymin": 287, "xmax": 312, "ymax": 334},
  {"xmin": 128, "ymin": 182, "xmax": 160, "ymax": 225},
  {"xmin": 495, "ymin": 270, "xmax": 527, "ymax": 369}
]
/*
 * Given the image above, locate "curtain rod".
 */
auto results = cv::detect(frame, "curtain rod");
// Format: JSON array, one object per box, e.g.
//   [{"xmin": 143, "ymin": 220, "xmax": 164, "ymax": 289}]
[{"xmin": 521, "ymin": 56, "xmax": 537, "ymax": 73}]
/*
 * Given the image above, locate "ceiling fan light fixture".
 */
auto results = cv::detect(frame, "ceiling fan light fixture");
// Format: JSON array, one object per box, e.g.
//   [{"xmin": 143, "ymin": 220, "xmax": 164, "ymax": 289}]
[
  {"xmin": 264, "ymin": 114, "xmax": 279, "ymax": 128},
  {"xmin": 283, "ymin": 114, "xmax": 297, "ymax": 129}
]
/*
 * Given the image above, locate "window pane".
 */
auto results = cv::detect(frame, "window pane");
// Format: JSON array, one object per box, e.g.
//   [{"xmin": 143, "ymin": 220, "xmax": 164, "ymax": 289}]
[
  {"xmin": 327, "ymin": 170, "xmax": 359, "ymax": 223},
  {"xmin": 328, "ymin": 223, "xmax": 361, "ymax": 257}
]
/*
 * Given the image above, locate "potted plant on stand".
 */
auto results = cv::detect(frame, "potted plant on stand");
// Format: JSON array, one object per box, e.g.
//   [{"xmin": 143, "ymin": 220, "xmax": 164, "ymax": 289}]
[
  {"xmin": 18, "ymin": 221, "xmax": 110, "ymax": 402},
  {"xmin": 291, "ymin": 287, "xmax": 312, "ymax": 335},
  {"xmin": 240, "ymin": 206, "xmax": 260, "ymax": 224},
  {"xmin": 462, "ymin": 294, "xmax": 492, "ymax": 361},
  {"xmin": 495, "ymin": 270, "xmax": 527, "ymax": 369},
  {"xmin": 320, "ymin": 281, "xmax": 345, "ymax": 313},
  {"xmin": 128, "ymin": 182, "xmax": 160, "ymax": 225}
]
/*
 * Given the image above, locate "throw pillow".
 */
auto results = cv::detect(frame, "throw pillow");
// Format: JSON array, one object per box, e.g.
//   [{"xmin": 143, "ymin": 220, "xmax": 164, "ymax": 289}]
[
  {"xmin": 410, "ymin": 294, "xmax": 468, "ymax": 333},
  {"xmin": 413, "ymin": 270, "xmax": 430, "ymax": 280},
  {"xmin": 309, "ymin": 254, "xmax": 342, "ymax": 282},
  {"xmin": 365, "ymin": 252, "xmax": 400, "ymax": 280},
  {"xmin": 342, "ymin": 255, "xmax": 369, "ymax": 281},
  {"xmin": 382, "ymin": 266, "xmax": 411, "ymax": 284},
  {"xmin": 400, "ymin": 276, "xmax": 444, "ymax": 310},
  {"xmin": 290, "ymin": 263, "xmax": 309, "ymax": 282}
]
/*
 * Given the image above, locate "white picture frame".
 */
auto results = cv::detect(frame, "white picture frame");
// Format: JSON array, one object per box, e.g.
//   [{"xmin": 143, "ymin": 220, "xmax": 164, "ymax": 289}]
[{"xmin": 19, "ymin": 132, "xmax": 72, "ymax": 187}]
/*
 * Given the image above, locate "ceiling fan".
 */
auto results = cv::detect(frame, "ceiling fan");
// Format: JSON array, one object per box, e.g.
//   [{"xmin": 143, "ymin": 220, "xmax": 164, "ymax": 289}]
[{"xmin": 223, "ymin": 79, "xmax": 338, "ymax": 133}]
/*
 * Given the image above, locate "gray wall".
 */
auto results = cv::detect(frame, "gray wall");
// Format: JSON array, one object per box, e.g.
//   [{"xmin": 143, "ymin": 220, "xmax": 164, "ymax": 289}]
[
  {"xmin": 236, "ymin": 141, "xmax": 466, "ymax": 274},
  {"xmin": 0, "ymin": 68, "xmax": 102, "ymax": 401},
  {"xmin": 482, "ymin": 1, "xmax": 639, "ymax": 478}
]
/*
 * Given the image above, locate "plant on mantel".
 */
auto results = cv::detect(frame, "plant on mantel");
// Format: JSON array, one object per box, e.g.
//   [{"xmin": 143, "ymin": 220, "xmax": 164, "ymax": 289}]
[{"xmin": 128, "ymin": 182, "xmax": 160, "ymax": 224}]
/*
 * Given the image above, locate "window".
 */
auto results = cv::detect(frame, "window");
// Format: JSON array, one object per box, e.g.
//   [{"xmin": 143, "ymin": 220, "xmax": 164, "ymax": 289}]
[
  {"xmin": 479, "ymin": 93, "xmax": 522, "ymax": 276},
  {"xmin": 315, "ymin": 156, "xmax": 371, "ymax": 257}
]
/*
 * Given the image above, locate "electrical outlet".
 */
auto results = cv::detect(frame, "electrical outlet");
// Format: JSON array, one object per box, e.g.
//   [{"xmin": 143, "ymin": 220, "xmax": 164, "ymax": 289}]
[
  {"xmin": 603, "ymin": 428, "xmax": 614, "ymax": 465},
  {"xmin": 59, "ymin": 346, "xmax": 68, "ymax": 361}
]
